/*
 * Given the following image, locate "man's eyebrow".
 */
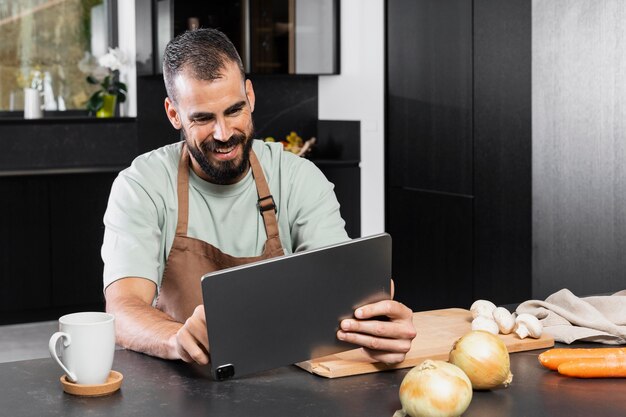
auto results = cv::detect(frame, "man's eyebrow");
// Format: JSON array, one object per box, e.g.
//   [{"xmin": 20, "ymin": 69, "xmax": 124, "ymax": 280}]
[
  {"xmin": 188, "ymin": 111, "xmax": 215, "ymax": 120},
  {"xmin": 188, "ymin": 101, "xmax": 246, "ymax": 120},
  {"xmin": 225, "ymin": 101, "xmax": 247, "ymax": 113}
]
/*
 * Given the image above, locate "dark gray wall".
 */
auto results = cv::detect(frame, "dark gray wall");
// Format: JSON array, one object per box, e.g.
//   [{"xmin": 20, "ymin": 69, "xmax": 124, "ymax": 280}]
[{"xmin": 533, "ymin": 0, "xmax": 626, "ymax": 298}]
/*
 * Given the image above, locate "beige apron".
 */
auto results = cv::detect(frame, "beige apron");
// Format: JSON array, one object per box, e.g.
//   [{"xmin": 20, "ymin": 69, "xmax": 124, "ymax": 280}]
[{"xmin": 155, "ymin": 143, "xmax": 285, "ymax": 323}]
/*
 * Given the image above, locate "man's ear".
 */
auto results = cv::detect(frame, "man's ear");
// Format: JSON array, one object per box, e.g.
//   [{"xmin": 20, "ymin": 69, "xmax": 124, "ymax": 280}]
[
  {"xmin": 164, "ymin": 97, "xmax": 182, "ymax": 129},
  {"xmin": 245, "ymin": 79, "xmax": 256, "ymax": 113}
]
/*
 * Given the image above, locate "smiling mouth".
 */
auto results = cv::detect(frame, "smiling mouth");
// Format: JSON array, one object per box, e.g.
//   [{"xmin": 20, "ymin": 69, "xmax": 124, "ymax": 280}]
[
  {"xmin": 214, "ymin": 146, "xmax": 236, "ymax": 154},
  {"xmin": 210, "ymin": 144, "xmax": 241, "ymax": 161}
]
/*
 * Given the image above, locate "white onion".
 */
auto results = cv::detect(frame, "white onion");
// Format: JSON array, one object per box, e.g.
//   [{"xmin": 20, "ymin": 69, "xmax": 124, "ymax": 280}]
[
  {"xmin": 394, "ymin": 359, "xmax": 472, "ymax": 417},
  {"xmin": 449, "ymin": 330, "xmax": 513, "ymax": 390}
]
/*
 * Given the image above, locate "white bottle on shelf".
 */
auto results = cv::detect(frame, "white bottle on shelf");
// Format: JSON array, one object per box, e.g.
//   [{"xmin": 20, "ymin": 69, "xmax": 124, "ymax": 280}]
[{"xmin": 43, "ymin": 71, "xmax": 57, "ymax": 111}]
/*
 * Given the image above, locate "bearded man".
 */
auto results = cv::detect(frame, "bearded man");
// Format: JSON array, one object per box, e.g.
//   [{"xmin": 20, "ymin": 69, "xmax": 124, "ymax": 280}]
[{"xmin": 102, "ymin": 28, "xmax": 416, "ymax": 366}]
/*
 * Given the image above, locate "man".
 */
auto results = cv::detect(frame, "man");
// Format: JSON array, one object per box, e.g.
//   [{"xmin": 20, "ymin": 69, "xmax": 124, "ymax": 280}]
[{"xmin": 102, "ymin": 28, "xmax": 416, "ymax": 366}]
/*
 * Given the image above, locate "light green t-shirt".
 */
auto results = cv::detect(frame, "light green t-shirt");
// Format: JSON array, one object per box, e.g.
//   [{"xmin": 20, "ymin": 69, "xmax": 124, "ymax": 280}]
[{"xmin": 102, "ymin": 140, "xmax": 350, "ymax": 290}]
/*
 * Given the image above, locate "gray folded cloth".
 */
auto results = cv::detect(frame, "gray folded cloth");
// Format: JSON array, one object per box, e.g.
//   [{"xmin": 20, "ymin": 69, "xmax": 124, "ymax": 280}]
[{"xmin": 516, "ymin": 288, "xmax": 626, "ymax": 345}]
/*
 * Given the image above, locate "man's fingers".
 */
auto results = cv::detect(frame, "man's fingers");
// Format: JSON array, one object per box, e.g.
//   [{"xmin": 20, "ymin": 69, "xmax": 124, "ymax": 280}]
[
  {"xmin": 354, "ymin": 300, "xmax": 413, "ymax": 321},
  {"xmin": 176, "ymin": 326, "xmax": 208, "ymax": 364},
  {"xmin": 336, "ymin": 329, "xmax": 413, "ymax": 354},
  {"xmin": 190, "ymin": 305, "xmax": 209, "ymax": 351},
  {"xmin": 335, "ymin": 299, "xmax": 416, "ymax": 364},
  {"xmin": 176, "ymin": 305, "xmax": 210, "ymax": 365},
  {"xmin": 176, "ymin": 340, "xmax": 194, "ymax": 363},
  {"xmin": 340, "ymin": 318, "xmax": 417, "ymax": 340}
]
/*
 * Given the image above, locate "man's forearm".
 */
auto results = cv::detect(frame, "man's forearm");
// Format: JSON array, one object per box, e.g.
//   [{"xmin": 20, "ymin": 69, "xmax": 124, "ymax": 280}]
[{"xmin": 106, "ymin": 296, "xmax": 182, "ymax": 360}]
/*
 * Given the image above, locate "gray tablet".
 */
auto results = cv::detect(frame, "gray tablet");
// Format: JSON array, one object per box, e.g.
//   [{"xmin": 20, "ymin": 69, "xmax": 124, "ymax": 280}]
[{"xmin": 201, "ymin": 233, "xmax": 392, "ymax": 380}]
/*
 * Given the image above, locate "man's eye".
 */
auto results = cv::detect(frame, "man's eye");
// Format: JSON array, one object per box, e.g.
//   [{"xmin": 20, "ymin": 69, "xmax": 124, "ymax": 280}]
[{"xmin": 227, "ymin": 107, "xmax": 243, "ymax": 116}]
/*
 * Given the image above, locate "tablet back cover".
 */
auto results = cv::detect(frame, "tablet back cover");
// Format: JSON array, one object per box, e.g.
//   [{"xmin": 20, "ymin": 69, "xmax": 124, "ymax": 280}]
[{"xmin": 201, "ymin": 233, "xmax": 391, "ymax": 380}]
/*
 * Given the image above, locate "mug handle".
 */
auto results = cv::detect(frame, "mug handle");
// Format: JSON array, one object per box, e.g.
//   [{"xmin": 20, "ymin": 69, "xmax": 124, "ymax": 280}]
[{"xmin": 48, "ymin": 332, "xmax": 77, "ymax": 382}]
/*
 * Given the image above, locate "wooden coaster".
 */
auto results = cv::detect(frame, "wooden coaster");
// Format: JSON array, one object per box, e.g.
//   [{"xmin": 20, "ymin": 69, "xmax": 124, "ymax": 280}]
[{"xmin": 60, "ymin": 370, "xmax": 123, "ymax": 397}]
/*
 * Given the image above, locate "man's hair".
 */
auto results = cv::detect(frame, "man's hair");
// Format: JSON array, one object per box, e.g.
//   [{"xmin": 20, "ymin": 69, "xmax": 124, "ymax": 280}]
[{"xmin": 163, "ymin": 28, "xmax": 245, "ymax": 104}]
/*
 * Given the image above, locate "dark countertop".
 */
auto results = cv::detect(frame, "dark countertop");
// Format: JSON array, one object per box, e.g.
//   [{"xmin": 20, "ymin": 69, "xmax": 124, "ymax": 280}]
[
  {"xmin": 0, "ymin": 117, "xmax": 138, "ymax": 175},
  {"xmin": 2, "ymin": 345, "xmax": 625, "ymax": 417}
]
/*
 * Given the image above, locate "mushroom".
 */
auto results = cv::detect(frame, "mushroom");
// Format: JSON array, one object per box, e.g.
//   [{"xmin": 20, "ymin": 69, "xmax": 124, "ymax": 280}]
[
  {"xmin": 514, "ymin": 313, "xmax": 543, "ymax": 339},
  {"xmin": 471, "ymin": 315, "xmax": 499, "ymax": 335},
  {"xmin": 470, "ymin": 299, "xmax": 497, "ymax": 319},
  {"xmin": 492, "ymin": 307, "xmax": 515, "ymax": 334}
]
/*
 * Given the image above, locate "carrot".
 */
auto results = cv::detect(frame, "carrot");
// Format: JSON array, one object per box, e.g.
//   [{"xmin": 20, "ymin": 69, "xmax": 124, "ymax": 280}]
[
  {"xmin": 538, "ymin": 348, "xmax": 626, "ymax": 371},
  {"xmin": 557, "ymin": 357, "xmax": 626, "ymax": 378}
]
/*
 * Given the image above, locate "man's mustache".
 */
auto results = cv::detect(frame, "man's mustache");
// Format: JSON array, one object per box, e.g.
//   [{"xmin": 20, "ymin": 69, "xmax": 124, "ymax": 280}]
[{"xmin": 200, "ymin": 135, "xmax": 246, "ymax": 153}]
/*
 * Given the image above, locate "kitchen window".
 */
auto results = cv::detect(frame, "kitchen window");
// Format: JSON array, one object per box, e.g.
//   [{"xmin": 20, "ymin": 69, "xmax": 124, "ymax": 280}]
[{"xmin": 0, "ymin": 0, "xmax": 116, "ymax": 113}]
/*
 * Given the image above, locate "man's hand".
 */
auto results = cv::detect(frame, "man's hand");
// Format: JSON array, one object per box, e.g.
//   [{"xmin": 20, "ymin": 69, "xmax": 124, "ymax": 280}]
[
  {"xmin": 172, "ymin": 305, "xmax": 210, "ymax": 365},
  {"xmin": 105, "ymin": 277, "xmax": 210, "ymax": 363},
  {"xmin": 337, "ymin": 299, "xmax": 416, "ymax": 364}
]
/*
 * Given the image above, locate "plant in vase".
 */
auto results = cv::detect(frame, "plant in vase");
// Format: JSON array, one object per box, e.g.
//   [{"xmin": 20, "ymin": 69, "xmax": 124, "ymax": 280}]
[{"xmin": 83, "ymin": 48, "xmax": 127, "ymax": 117}]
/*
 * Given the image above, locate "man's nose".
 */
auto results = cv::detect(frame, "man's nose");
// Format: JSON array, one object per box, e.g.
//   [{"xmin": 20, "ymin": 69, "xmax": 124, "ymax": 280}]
[{"xmin": 213, "ymin": 118, "xmax": 232, "ymax": 142}]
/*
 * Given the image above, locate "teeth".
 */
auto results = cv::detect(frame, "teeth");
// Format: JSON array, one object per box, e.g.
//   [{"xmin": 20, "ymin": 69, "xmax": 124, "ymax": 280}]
[{"xmin": 215, "ymin": 146, "xmax": 235, "ymax": 154}]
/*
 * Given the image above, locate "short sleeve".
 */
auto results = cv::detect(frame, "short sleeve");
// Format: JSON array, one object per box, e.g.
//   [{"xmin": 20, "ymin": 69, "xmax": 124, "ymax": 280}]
[
  {"xmin": 286, "ymin": 157, "xmax": 350, "ymax": 252},
  {"xmin": 101, "ymin": 172, "xmax": 164, "ymax": 290}
]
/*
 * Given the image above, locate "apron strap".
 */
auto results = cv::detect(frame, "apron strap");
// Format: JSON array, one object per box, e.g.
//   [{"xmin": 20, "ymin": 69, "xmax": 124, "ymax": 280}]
[
  {"xmin": 176, "ymin": 142, "xmax": 283, "ymax": 253},
  {"xmin": 249, "ymin": 151, "xmax": 282, "ymax": 249},
  {"xmin": 175, "ymin": 143, "xmax": 190, "ymax": 236}
]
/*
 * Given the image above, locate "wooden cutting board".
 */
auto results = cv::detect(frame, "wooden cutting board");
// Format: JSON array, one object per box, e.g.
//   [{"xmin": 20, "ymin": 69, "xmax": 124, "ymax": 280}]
[{"xmin": 296, "ymin": 308, "xmax": 554, "ymax": 378}]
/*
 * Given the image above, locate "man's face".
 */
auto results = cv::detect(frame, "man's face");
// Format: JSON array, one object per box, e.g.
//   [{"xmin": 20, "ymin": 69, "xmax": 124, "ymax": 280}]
[{"xmin": 165, "ymin": 62, "xmax": 256, "ymax": 185}]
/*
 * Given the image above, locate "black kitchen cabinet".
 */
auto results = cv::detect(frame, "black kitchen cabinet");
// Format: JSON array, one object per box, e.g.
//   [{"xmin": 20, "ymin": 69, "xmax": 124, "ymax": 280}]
[
  {"xmin": 473, "ymin": 0, "xmax": 532, "ymax": 303},
  {"xmin": 0, "ymin": 173, "xmax": 115, "ymax": 324},
  {"xmin": 316, "ymin": 162, "xmax": 360, "ymax": 239},
  {"xmin": 386, "ymin": 0, "xmax": 531, "ymax": 310},
  {"xmin": 313, "ymin": 120, "xmax": 361, "ymax": 239},
  {"xmin": 0, "ymin": 118, "xmax": 136, "ymax": 323},
  {"xmin": 49, "ymin": 175, "xmax": 115, "ymax": 309},
  {"xmin": 0, "ymin": 177, "xmax": 52, "ymax": 315},
  {"xmin": 387, "ymin": 188, "xmax": 473, "ymax": 310},
  {"xmin": 387, "ymin": 0, "xmax": 473, "ymax": 196}
]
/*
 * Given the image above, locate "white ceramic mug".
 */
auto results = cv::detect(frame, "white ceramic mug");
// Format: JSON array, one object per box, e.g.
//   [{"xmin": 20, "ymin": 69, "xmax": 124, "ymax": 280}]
[
  {"xmin": 23, "ymin": 87, "xmax": 43, "ymax": 119},
  {"xmin": 48, "ymin": 312, "xmax": 115, "ymax": 385}
]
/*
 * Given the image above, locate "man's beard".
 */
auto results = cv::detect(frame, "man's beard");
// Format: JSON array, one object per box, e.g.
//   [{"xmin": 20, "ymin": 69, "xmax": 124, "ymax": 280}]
[{"xmin": 184, "ymin": 129, "xmax": 254, "ymax": 185}]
